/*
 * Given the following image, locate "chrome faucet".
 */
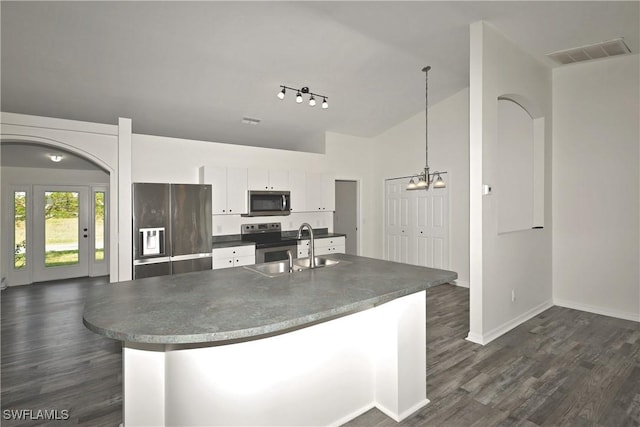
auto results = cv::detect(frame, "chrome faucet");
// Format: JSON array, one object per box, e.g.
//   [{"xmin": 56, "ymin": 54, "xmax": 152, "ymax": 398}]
[
  {"xmin": 297, "ymin": 223, "xmax": 316, "ymax": 268},
  {"xmin": 286, "ymin": 249, "xmax": 293, "ymax": 273}
]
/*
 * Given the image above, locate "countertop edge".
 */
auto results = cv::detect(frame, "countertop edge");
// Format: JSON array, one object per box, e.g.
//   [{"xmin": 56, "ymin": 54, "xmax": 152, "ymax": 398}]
[
  {"xmin": 82, "ymin": 283, "xmax": 447, "ymax": 345},
  {"xmin": 83, "ymin": 254, "xmax": 457, "ymax": 346}
]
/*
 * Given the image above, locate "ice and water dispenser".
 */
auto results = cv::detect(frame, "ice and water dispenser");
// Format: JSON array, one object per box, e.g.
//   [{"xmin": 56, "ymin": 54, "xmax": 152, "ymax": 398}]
[{"xmin": 139, "ymin": 227, "xmax": 165, "ymax": 256}]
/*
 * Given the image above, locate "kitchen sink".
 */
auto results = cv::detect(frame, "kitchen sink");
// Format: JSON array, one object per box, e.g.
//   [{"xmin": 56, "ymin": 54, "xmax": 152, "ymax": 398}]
[
  {"xmin": 243, "ymin": 256, "xmax": 346, "ymax": 278},
  {"xmin": 294, "ymin": 257, "xmax": 341, "ymax": 269}
]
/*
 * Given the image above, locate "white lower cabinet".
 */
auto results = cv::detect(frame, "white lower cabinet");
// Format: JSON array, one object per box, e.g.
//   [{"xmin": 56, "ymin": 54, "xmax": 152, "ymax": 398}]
[
  {"xmin": 212, "ymin": 245, "xmax": 255, "ymax": 269},
  {"xmin": 297, "ymin": 236, "xmax": 345, "ymax": 258}
]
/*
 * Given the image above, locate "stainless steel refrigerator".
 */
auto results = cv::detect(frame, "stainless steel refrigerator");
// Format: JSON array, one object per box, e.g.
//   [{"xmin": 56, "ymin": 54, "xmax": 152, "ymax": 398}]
[{"xmin": 133, "ymin": 183, "xmax": 212, "ymax": 279}]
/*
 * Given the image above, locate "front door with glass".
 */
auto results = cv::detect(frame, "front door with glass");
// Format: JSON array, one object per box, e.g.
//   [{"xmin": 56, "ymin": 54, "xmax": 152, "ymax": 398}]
[{"xmin": 33, "ymin": 186, "xmax": 90, "ymax": 282}]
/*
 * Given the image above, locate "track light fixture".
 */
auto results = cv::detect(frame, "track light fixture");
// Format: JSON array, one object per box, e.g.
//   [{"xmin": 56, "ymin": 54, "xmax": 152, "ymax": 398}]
[{"xmin": 277, "ymin": 85, "xmax": 328, "ymax": 109}]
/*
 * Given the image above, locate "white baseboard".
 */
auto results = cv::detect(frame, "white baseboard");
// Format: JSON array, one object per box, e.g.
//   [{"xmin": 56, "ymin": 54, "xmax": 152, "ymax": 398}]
[
  {"xmin": 554, "ymin": 298, "xmax": 640, "ymax": 323},
  {"xmin": 453, "ymin": 280, "xmax": 469, "ymax": 288},
  {"xmin": 465, "ymin": 331, "xmax": 484, "ymax": 345},
  {"xmin": 331, "ymin": 403, "xmax": 375, "ymax": 426},
  {"xmin": 466, "ymin": 299, "xmax": 554, "ymax": 345},
  {"xmin": 376, "ymin": 398, "xmax": 430, "ymax": 422}
]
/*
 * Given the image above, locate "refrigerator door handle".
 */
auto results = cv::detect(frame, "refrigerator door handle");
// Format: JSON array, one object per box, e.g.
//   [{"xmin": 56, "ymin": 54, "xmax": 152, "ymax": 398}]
[
  {"xmin": 133, "ymin": 256, "xmax": 172, "ymax": 265},
  {"xmin": 170, "ymin": 253, "xmax": 213, "ymax": 262}
]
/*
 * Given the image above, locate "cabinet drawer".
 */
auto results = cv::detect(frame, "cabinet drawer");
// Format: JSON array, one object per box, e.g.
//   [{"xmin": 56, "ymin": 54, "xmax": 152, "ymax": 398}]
[
  {"xmin": 233, "ymin": 255, "xmax": 255, "ymax": 267},
  {"xmin": 212, "ymin": 245, "xmax": 255, "ymax": 260},
  {"xmin": 314, "ymin": 236, "xmax": 345, "ymax": 248}
]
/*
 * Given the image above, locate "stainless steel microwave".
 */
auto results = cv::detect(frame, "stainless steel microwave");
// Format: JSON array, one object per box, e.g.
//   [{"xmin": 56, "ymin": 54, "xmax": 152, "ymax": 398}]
[{"xmin": 243, "ymin": 191, "xmax": 291, "ymax": 217}]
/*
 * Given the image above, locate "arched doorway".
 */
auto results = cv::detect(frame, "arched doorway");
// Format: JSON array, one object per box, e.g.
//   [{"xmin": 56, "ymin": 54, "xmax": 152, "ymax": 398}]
[{"xmin": 2, "ymin": 141, "xmax": 112, "ymax": 285}]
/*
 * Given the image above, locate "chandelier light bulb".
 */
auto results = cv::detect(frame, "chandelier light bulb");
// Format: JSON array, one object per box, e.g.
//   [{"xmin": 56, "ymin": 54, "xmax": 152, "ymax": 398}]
[
  {"xmin": 433, "ymin": 174, "xmax": 446, "ymax": 188},
  {"xmin": 296, "ymin": 92, "xmax": 303, "ymax": 103},
  {"xmin": 309, "ymin": 96, "xmax": 316, "ymax": 107},
  {"xmin": 277, "ymin": 88, "xmax": 286, "ymax": 100},
  {"xmin": 322, "ymin": 98, "xmax": 328, "ymax": 109}
]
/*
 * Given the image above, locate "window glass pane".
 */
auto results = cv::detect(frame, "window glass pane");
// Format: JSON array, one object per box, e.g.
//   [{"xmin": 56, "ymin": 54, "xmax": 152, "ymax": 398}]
[
  {"xmin": 44, "ymin": 191, "xmax": 79, "ymax": 267},
  {"xmin": 95, "ymin": 192, "xmax": 105, "ymax": 261},
  {"xmin": 14, "ymin": 191, "xmax": 26, "ymax": 269}
]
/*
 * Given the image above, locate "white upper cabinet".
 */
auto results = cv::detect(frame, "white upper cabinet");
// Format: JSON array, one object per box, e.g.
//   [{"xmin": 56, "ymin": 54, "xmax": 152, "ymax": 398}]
[
  {"xmin": 199, "ymin": 166, "xmax": 247, "ymax": 215},
  {"xmin": 288, "ymin": 170, "xmax": 307, "ymax": 212},
  {"xmin": 203, "ymin": 166, "xmax": 334, "ymax": 214},
  {"xmin": 226, "ymin": 167, "xmax": 248, "ymax": 214},
  {"xmin": 248, "ymin": 169, "xmax": 289, "ymax": 191},
  {"xmin": 306, "ymin": 173, "xmax": 335, "ymax": 212}
]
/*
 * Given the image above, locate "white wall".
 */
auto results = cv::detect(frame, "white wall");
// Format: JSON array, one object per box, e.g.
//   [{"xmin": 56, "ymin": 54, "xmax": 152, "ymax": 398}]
[
  {"xmin": 370, "ymin": 88, "xmax": 470, "ymax": 286},
  {"xmin": 552, "ymin": 54, "xmax": 640, "ymax": 322},
  {"xmin": 468, "ymin": 22, "xmax": 553, "ymax": 344},
  {"xmin": 131, "ymin": 131, "xmax": 379, "ymax": 256},
  {"xmin": 1, "ymin": 166, "xmax": 109, "ymax": 185}
]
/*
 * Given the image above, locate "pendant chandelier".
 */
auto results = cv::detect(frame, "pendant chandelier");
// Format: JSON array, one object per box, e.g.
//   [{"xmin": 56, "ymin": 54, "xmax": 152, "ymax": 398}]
[{"xmin": 407, "ymin": 66, "xmax": 447, "ymax": 190}]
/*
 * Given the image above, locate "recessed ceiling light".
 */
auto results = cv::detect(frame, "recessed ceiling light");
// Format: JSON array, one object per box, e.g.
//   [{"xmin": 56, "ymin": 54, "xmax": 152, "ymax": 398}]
[{"xmin": 50, "ymin": 154, "xmax": 63, "ymax": 162}]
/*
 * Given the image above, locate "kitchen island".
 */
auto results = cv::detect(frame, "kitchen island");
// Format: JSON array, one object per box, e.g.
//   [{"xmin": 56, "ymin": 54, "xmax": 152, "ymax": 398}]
[{"xmin": 83, "ymin": 253, "xmax": 456, "ymax": 426}]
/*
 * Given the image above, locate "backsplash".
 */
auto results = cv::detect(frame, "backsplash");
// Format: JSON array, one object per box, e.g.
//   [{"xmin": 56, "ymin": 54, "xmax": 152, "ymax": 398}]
[{"xmin": 212, "ymin": 211, "xmax": 333, "ymax": 236}]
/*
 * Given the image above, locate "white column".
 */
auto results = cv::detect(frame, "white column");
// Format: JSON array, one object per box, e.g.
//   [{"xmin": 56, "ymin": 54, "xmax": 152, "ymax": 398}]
[
  {"xmin": 374, "ymin": 291, "xmax": 428, "ymax": 420},
  {"xmin": 117, "ymin": 118, "xmax": 132, "ymax": 281}
]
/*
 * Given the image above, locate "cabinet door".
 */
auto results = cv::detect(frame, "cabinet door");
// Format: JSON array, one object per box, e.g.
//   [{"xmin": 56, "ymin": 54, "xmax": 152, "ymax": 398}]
[
  {"xmin": 268, "ymin": 170, "xmax": 289, "ymax": 191},
  {"xmin": 322, "ymin": 174, "xmax": 336, "ymax": 212},
  {"xmin": 288, "ymin": 171, "xmax": 307, "ymax": 212},
  {"xmin": 234, "ymin": 255, "xmax": 255, "ymax": 267},
  {"xmin": 226, "ymin": 168, "xmax": 248, "ymax": 214},
  {"xmin": 212, "ymin": 257, "xmax": 234, "ymax": 269},
  {"xmin": 305, "ymin": 173, "xmax": 322, "ymax": 211},
  {"xmin": 306, "ymin": 174, "xmax": 335, "ymax": 211},
  {"xmin": 297, "ymin": 241, "xmax": 309, "ymax": 258},
  {"xmin": 201, "ymin": 166, "xmax": 228, "ymax": 214},
  {"xmin": 248, "ymin": 168, "xmax": 270, "ymax": 190}
]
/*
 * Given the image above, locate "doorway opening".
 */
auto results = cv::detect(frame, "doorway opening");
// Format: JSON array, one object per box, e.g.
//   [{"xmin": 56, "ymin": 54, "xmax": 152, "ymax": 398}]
[{"xmin": 333, "ymin": 180, "xmax": 359, "ymax": 255}]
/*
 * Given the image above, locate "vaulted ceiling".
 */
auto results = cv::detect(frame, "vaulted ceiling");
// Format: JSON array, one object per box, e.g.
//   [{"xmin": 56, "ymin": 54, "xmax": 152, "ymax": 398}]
[{"xmin": 2, "ymin": 1, "xmax": 638, "ymax": 157}]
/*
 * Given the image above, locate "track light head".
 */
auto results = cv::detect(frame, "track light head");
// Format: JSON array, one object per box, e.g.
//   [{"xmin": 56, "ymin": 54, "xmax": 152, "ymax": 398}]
[
  {"xmin": 322, "ymin": 97, "xmax": 328, "ymax": 109},
  {"xmin": 296, "ymin": 91, "xmax": 303, "ymax": 103},
  {"xmin": 309, "ymin": 95, "xmax": 316, "ymax": 107},
  {"xmin": 277, "ymin": 87, "xmax": 286, "ymax": 100}
]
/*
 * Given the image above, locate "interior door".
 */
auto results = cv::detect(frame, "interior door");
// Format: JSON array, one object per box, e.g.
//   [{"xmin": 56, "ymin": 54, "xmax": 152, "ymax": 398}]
[
  {"xmin": 414, "ymin": 189, "xmax": 449, "ymax": 269},
  {"xmin": 33, "ymin": 186, "xmax": 90, "ymax": 282},
  {"xmin": 384, "ymin": 177, "xmax": 449, "ymax": 269},
  {"xmin": 385, "ymin": 180, "xmax": 410, "ymax": 263}
]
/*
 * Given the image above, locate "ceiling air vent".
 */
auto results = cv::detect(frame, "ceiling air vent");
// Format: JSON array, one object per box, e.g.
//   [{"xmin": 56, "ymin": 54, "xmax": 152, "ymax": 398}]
[
  {"xmin": 547, "ymin": 38, "xmax": 631, "ymax": 65},
  {"xmin": 241, "ymin": 117, "xmax": 261, "ymax": 125}
]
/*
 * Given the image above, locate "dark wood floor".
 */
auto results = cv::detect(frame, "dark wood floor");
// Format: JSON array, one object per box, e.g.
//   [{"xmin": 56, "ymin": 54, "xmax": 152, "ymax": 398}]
[
  {"xmin": 346, "ymin": 285, "xmax": 640, "ymax": 427},
  {"xmin": 1, "ymin": 277, "xmax": 122, "ymax": 426},
  {"xmin": 2, "ymin": 279, "xmax": 639, "ymax": 426}
]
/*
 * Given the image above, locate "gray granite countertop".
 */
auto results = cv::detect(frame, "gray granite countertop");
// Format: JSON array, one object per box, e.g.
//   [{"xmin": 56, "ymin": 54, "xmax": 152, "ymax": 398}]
[{"xmin": 83, "ymin": 254, "xmax": 456, "ymax": 345}]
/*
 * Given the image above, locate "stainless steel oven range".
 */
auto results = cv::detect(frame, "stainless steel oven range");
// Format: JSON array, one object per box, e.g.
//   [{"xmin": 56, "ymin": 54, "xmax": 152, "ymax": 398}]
[{"xmin": 241, "ymin": 222, "xmax": 298, "ymax": 264}]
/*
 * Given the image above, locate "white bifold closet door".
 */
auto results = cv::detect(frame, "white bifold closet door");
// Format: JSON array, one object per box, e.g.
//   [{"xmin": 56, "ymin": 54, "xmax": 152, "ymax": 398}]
[{"xmin": 384, "ymin": 178, "xmax": 449, "ymax": 270}]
